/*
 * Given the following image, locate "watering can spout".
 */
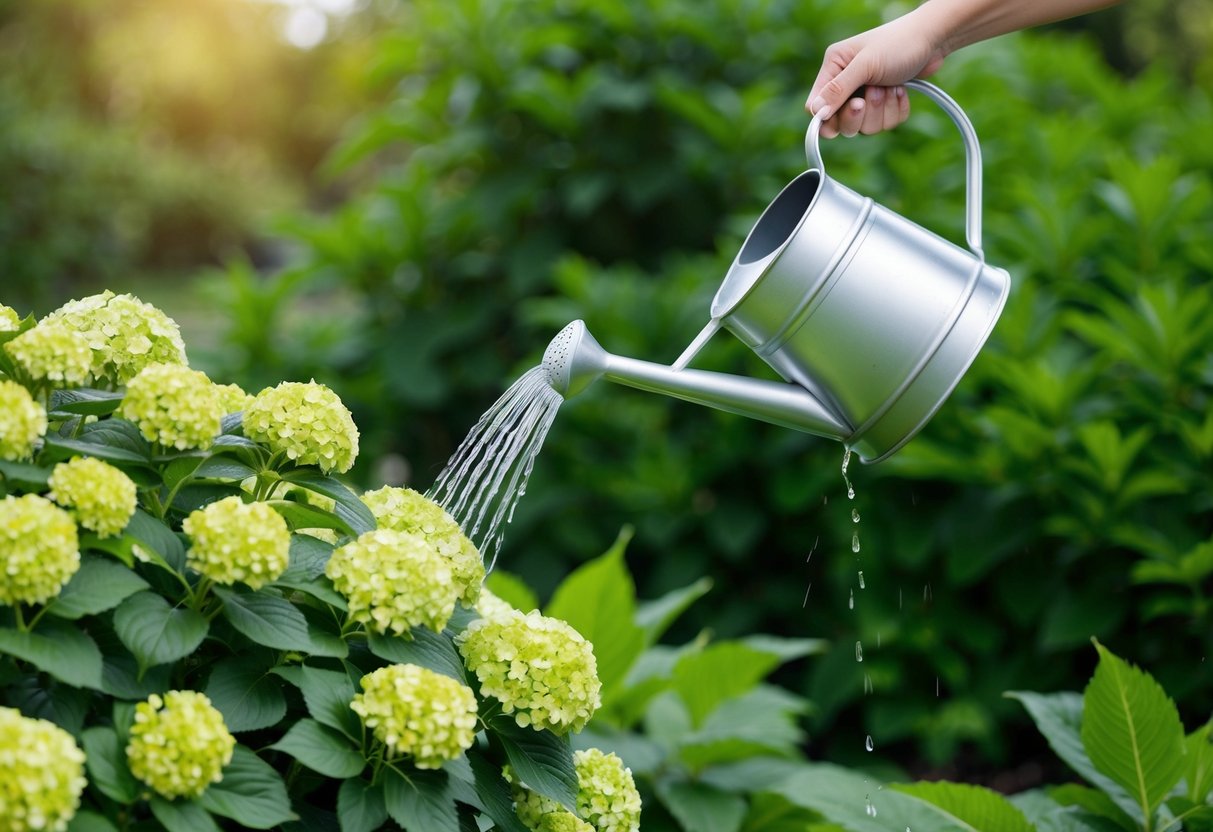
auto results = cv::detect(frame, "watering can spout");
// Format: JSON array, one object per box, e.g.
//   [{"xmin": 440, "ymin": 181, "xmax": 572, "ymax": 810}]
[{"xmin": 542, "ymin": 321, "xmax": 852, "ymax": 442}]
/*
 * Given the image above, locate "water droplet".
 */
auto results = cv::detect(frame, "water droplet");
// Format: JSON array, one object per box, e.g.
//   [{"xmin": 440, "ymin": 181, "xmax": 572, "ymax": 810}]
[
  {"xmin": 865, "ymin": 797, "xmax": 877, "ymax": 817},
  {"xmin": 841, "ymin": 448, "xmax": 852, "ymax": 475},
  {"xmin": 802, "ymin": 583, "xmax": 812, "ymax": 608},
  {"xmin": 852, "ymin": 508, "xmax": 860, "ymax": 523},
  {"xmin": 847, "ymin": 483, "xmax": 855, "ymax": 500},
  {"xmin": 865, "ymin": 734, "xmax": 874, "ymax": 752},
  {"xmin": 852, "ymin": 531, "xmax": 861, "ymax": 553},
  {"xmin": 899, "ymin": 587, "xmax": 903, "ymax": 609},
  {"xmin": 936, "ymin": 677, "xmax": 940, "ymax": 697},
  {"xmin": 863, "ymin": 673, "xmax": 873, "ymax": 694},
  {"xmin": 848, "ymin": 589, "xmax": 854, "ymax": 610},
  {"xmin": 855, "ymin": 641, "xmax": 863, "ymax": 662},
  {"xmin": 858, "ymin": 570, "xmax": 865, "ymax": 589},
  {"xmin": 923, "ymin": 582, "xmax": 933, "ymax": 601}
]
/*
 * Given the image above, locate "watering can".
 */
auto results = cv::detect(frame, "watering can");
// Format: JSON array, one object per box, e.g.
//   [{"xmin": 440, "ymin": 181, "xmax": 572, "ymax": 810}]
[{"xmin": 542, "ymin": 80, "xmax": 1009, "ymax": 464}]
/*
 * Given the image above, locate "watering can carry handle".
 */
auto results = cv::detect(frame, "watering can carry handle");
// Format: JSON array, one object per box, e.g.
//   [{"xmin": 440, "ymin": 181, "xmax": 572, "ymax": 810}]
[{"xmin": 806, "ymin": 79, "xmax": 984, "ymax": 256}]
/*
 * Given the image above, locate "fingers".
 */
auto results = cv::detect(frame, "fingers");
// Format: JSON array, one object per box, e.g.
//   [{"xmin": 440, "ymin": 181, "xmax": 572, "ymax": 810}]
[{"xmin": 817, "ymin": 85, "xmax": 911, "ymax": 138}]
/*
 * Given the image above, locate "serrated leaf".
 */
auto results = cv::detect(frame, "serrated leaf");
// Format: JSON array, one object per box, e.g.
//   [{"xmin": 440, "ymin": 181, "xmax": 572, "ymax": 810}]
[
  {"xmin": 489, "ymin": 713, "xmax": 578, "ymax": 811},
  {"xmin": 271, "ymin": 718, "xmax": 365, "ymax": 778},
  {"xmin": 0, "ymin": 620, "xmax": 104, "ymax": 689},
  {"xmin": 278, "ymin": 469, "xmax": 377, "ymax": 536},
  {"xmin": 199, "ymin": 746, "xmax": 297, "ymax": 829},
  {"xmin": 338, "ymin": 779, "xmax": 388, "ymax": 832},
  {"xmin": 1047, "ymin": 784, "xmax": 1137, "ymax": 831},
  {"xmin": 383, "ymin": 767, "xmax": 459, "ymax": 832},
  {"xmin": 671, "ymin": 642, "xmax": 782, "ymax": 727},
  {"xmin": 368, "ymin": 628, "xmax": 466, "ymax": 682},
  {"xmin": 656, "ymin": 780, "xmax": 746, "ymax": 832},
  {"xmin": 1187, "ymin": 722, "xmax": 1213, "ymax": 802},
  {"xmin": 894, "ymin": 781, "xmax": 1034, "ymax": 832},
  {"xmin": 298, "ymin": 664, "xmax": 361, "ymax": 740},
  {"xmin": 1081, "ymin": 641, "xmax": 1186, "ymax": 821},
  {"xmin": 44, "ymin": 556, "xmax": 149, "ymax": 620},
  {"xmin": 81, "ymin": 726, "xmax": 140, "ymax": 804},
  {"xmin": 204, "ymin": 658, "xmax": 288, "ymax": 733},
  {"xmin": 149, "ymin": 796, "xmax": 222, "ymax": 832},
  {"xmin": 112, "ymin": 591, "xmax": 208, "ymax": 672},
  {"xmin": 215, "ymin": 586, "xmax": 345, "ymax": 657}
]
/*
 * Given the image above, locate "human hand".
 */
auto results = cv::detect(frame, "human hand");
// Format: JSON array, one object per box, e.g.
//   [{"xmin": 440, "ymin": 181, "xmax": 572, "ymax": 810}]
[{"xmin": 806, "ymin": 10, "xmax": 947, "ymax": 138}]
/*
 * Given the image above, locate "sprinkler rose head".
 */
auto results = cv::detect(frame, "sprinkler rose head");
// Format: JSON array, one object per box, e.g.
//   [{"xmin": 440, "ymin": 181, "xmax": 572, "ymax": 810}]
[{"xmin": 542, "ymin": 320, "xmax": 606, "ymax": 399}]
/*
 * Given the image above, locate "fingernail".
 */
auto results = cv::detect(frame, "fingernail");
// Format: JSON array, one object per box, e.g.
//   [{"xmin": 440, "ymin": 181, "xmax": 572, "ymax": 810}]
[
  {"xmin": 870, "ymin": 87, "xmax": 885, "ymax": 103},
  {"xmin": 810, "ymin": 97, "xmax": 831, "ymax": 119}
]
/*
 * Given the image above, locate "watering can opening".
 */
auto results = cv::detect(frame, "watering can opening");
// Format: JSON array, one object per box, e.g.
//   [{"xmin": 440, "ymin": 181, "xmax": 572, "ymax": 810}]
[{"xmin": 737, "ymin": 171, "xmax": 821, "ymax": 266}]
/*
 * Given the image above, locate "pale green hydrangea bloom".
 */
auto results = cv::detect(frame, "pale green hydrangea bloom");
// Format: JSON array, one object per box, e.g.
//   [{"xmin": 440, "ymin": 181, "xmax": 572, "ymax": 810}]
[
  {"xmin": 326, "ymin": 529, "xmax": 457, "ymax": 635},
  {"xmin": 3, "ymin": 323, "xmax": 93, "ymax": 386},
  {"xmin": 118, "ymin": 363, "xmax": 223, "ymax": 451},
  {"xmin": 510, "ymin": 750, "xmax": 641, "ymax": 832},
  {"xmin": 351, "ymin": 663, "xmax": 478, "ymax": 769},
  {"xmin": 47, "ymin": 456, "xmax": 138, "ymax": 538},
  {"xmin": 457, "ymin": 609, "xmax": 602, "ymax": 734},
  {"xmin": 126, "ymin": 690, "xmax": 236, "ymax": 799},
  {"xmin": 45, "ymin": 291, "xmax": 187, "ymax": 384},
  {"xmin": 475, "ymin": 586, "xmax": 517, "ymax": 621},
  {"xmin": 0, "ymin": 304, "xmax": 21, "ymax": 332},
  {"xmin": 213, "ymin": 382, "xmax": 254, "ymax": 414},
  {"xmin": 0, "ymin": 380, "xmax": 47, "ymax": 461},
  {"xmin": 244, "ymin": 381, "xmax": 359, "ymax": 473},
  {"xmin": 0, "ymin": 707, "xmax": 87, "ymax": 832},
  {"xmin": 0, "ymin": 494, "xmax": 80, "ymax": 606},
  {"xmin": 361, "ymin": 486, "xmax": 484, "ymax": 607},
  {"xmin": 182, "ymin": 496, "xmax": 291, "ymax": 589}
]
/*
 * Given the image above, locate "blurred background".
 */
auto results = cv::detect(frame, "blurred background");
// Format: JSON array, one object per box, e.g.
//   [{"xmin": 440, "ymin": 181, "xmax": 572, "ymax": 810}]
[{"xmin": 4, "ymin": 0, "xmax": 1213, "ymax": 804}]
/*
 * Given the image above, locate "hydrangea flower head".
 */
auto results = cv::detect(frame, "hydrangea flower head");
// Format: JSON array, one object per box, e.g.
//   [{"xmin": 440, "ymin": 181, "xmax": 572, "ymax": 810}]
[
  {"xmin": 213, "ymin": 382, "xmax": 254, "ymax": 414},
  {"xmin": 475, "ymin": 586, "xmax": 517, "ymax": 621},
  {"xmin": 0, "ymin": 494, "xmax": 80, "ymax": 606},
  {"xmin": 0, "ymin": 304, "xmax": 21, "ymax": 332},
  {"xmin": 48, "ymin": 456, "xmax": 138, "ymax": 538},
  {"xmin": 118, "ymin": 363, "xmax": 223, "ymax": 450},
  {"xmin": 183, "ymin": 496, "xmax": 291, "ymax": 589},
  {"xmin": 3, "ymin": 323, "xmax": 93, "ymax": 387},
  {"xmin": 510, "ymin": 750, "xmax": 641, "ymax": 832},
  {"xmin": 0, "ymin": 707, "xmax": 87, "ymax": 832},
  {"xmin": 244, "ymin": 381, "xmax": 359, "ymax": 473},
  {"xmin": 45, "ymin": 291, "xmax": 187, "ymax": 384},
  {"xmin": 126, "ymin": 690, "xmax": 236, "ymax": 799},
  {"xmin": 326, "ymin": 529, "xmax": 457, "ymax": 635},
  {"xmin": 457, "ymin": 609, "xmax": 601, "ymax": 734},
  {"xmin": 351, "ymin": 663, "xmax": 478, "ymax": 769},
  {"xmin": 361, "ymin": 486, "xmax": 483, "ymax": 606},
  {"xmin": 0, "ymin": 380, "xmax": 47, "ymax": 461}
]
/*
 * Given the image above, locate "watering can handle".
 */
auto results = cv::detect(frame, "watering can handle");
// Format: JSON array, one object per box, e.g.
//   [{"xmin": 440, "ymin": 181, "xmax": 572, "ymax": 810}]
[{"xmin": 806, "ymin": 79, "xmax": 984, "ymax": 256}]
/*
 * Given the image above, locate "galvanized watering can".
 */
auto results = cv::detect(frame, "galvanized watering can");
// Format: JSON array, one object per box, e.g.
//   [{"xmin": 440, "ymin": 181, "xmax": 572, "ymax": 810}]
[{"xmin": 543, "ymin": 80, "xmax": 1009, "ymax": 463}]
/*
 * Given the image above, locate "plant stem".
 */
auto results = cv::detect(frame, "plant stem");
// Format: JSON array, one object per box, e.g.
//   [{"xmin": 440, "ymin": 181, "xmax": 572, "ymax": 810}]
[{"xmin": 12, "ymin": 604, "xmax": 27, "ymax": 633}]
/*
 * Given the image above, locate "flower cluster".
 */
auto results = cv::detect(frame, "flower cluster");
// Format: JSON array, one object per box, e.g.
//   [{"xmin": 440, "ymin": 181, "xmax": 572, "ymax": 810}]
[
  {"xmin": 118, "ymin": 363, "xmax": 224, "ymax": 451},
  {"xmin": 125, "ymin": 691, "xmax": 236, "ymax": 799},
  {"xmin": 511, "ymin": 750, "xmax": 641, "ymax": 832},
  {"xmin": 0, "ymin": 303, "xmax": 20, "ymax": 331},
  {"xmin": 45, "ymin": 291, "xmax": 187, "ymax": 385},
  {"xmin": 350, "ymin": 663, "xmax": 478, "ymax": 769},
  {"xmin": 243, "ymin": 381, "xmax": 359, "ymax": 473},
  {"xmin": 0, "ymin": 707, "xmax": 87, "ymax": 832},
  {"xmin": 0, "ymin": 380, "xmax": 46, "ymax": 462},
  {"xmin": 0, "ymin": 494, "xmax": 80, "ymax": 606},
  {"xmin": 458, "ymin": 610, "xmax": 601, "ymax": 734},
  {"xmin": 183, "ymin": 496, "xmax": 291, "ymax": 590},
  {"xmin": 361, "ymin": 486, "xmax": 484, "ymax": 607},
  {"xmin": 3, "ymin": 323, "xmax": 93, "ymax": 387},
  {"xmin": 47, "ymin": 457, "xmax": 137, "ymax": 538},
  {"xmin": 325, "ymin": 529, "xmax": 456, "ymax": 635},
  {"xmin": 475, "ymin": 587, "xmax": 517, "ymax": 621},
  {"xmin": 213, "ymin": 382, "xmax": 254, "ymax": 414}
]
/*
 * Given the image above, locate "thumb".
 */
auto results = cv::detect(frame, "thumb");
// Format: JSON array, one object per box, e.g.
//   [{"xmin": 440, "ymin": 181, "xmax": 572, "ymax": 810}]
[{"xmin": 808, "ymin": 59, "xmax": 871, "ymax": 120}]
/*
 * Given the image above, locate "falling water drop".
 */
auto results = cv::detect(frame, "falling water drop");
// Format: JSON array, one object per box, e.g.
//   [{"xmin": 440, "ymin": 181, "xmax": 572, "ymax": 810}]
[
  {"xmin": 936, "ymin": 677, "xmax": 941, "ymax": 697},
  {"xmin": 858, "ymin": 570, "xmax": 866, "ymax": 589},
  {"xmin": 848, "ymin": 483, "xmax": 856, "ymax": 500},
  {"xmin": 924, "ymin": 582, "xmax": 933, "ymax": 602},
  {"xmin": 865, "ymin": 797, "xmax": 877, "ymax": 817},
  {"xmin": 848, "ymin": 589, "xmax": 854, "ymax": 610},
  {"xmin": 865, "ymin": 734, "xmax": 874, "ymax": 752},
  {"xmin": 863, "ymin": 673, "xmax": 873, "ymax": 695},
  {"xmin": 899, "ymin": 587, "xmax": 904, "ymax": 610},
  {"xmin": 855, "ymin": 641, "xmax": 864, "ymax": 662},
  {"xmin": 852, "ymin": 531, "xmax": 861, "ymax": 553},
  {"xmin": 852, "ymin": 508, "xmax": 860, "ymax": 523},
  {"xmin": 802, "ymin": 583, "xmax": 812, "ymax": 608}
]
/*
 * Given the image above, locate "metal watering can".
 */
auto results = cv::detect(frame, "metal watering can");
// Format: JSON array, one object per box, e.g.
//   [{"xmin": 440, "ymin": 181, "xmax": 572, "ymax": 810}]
[{"xmin": 543, "ymin": 80, "xmax": 1010, "ymax": 463}]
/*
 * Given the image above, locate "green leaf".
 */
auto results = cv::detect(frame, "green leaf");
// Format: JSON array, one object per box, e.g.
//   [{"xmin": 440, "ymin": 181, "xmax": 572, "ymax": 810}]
[
  {"xmin": 44, "ymin": 556, "xmax": 149, "ymax": 620},
  {"xmin": 483, "ymin": 569, "xmax": 539, "ymax": 613},
  {"xmin": 544, "ymin": 527, "xmax": 646, "ymax": 695},
  {"xmin": 671, "ymin": 642, "xmax": 783, "ymax": 727},
  {"xmin": 100, "ymin": 651, "xmax": 172, "ymax": 700},
  {"xmin": 43, "ymin": 418, "xmax": 152, "ymax": 466},
  {"xmin": 124, "ymin": 508, "xmax": 187, "ymax": 571},
  {"xmin": 893, "ymin": 781, "xmax": 1034, "ymax": 832},
  {"xmin": 0, "ymin": 459, "xmax": 52, "ymax": 491},
  {"xmin": 297, "ymin": 664, "xmax": 361, "ymax": 740},
  {"xmin": 204, "ymin": 657, "xmax": 288, "ymax": 733},
  {"xmin": 1187, "ymin": 721, "xmax": 1213, "ymax": 802},
  {"xmin": 0, "ymin": 619, "xmax": 104, "ymax": 689},
  {"xmin": 49, "ymin": 388, "xmax": 126, "ymax": 418},
  {"xmin": 270, "ymin": 718, "xmax": 365, "ymax": 778},
  {"xmin": 635, "ymin": 577, "xmax": 713, "ymax": 646},
  {"xmin": 467, "ymin": 751, "xmax": 530, "ymax": 832},
  {"xmin": 338, "ymin": 779, "xmax": 389, "ymax": 832},
  {"xmin": 368, "ymin": 628, "xmax": 466, "ymax": 682},
  {"xmin": 198, "ymin": 746, "xmax": 297, "ymax": 829},
  {"xmin": 215, "ymin": 586, "xmax": 346, "ymax": 658},
  {"xmin": 6, "ymin": 676, "xmax": 91, "ymax": 736},
  {"xmin": 655, "ymin": 780, "xmax": 746, "ymax": 832},
  {"xmin": 66, "ymin": 811, "xmax": 120, "ymax": 832},
  {"xmin": 112, "ymin": 591, "xmax": 208, "ymax": 672},
  {"xmin": 383, "ymin": 767, "xmax": 459, "ymax": 832},
  {"xmin": 149, "ymin": 796, "xmax": 223, "ymax": 832},
  {"xmin": 81, "ymin": 726, "xmax": 140, "ymax": 804},
  {"xmin": 1081, "ymin": 641, "xmax": 1186, "ymax": 820},
  {"xmin": 281, "ymin": 534, "xmax": 335, "ymax": 581},
  {"xmin": 278, "ymin": 469, "xmax": 377, "ymax": 536},
  {"xmin": 194, "ymin": 457, "xmax": 258, "ymax": 482},
  {"xmin": 267, "ymin": 500, "xmax": 355, "ymax": 537},
  {"xmin": 489, "ymin": 713, "xmax": 578, "ymax": 811},
  {"xmin": 1047, "ymin": 784, "xmax": 1137, "ymax": 832}
]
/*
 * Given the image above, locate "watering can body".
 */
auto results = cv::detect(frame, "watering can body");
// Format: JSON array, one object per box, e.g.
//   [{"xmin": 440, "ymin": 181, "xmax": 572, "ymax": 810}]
[{"xmin": 544, "ymin": 81, "xmax": 1009, "ymax": 463}]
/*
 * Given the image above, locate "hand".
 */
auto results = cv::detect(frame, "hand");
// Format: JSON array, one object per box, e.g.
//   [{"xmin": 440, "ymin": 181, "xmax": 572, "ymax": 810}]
[{"xmin": 806, "ymin": 10, "xmax": 947, "ymax": 138}]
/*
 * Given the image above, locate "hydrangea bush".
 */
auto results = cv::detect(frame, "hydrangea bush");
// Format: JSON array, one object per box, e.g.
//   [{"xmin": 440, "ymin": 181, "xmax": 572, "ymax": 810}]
[{"xmin": 0, "ymin": 295, "xmax": 640, "ymax": 831}]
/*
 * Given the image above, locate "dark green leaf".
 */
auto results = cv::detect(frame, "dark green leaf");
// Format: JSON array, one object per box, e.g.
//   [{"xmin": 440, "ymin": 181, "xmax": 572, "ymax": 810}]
[
  {"xmin": 894, "ymin": 781, "xmax": 1034, "ymax": 832},
  {"xmin": 124, "ymin": 508, "xmax": 186, "ymax": 571},
  {"xmin": 194, "ymin": 457, "xmax": 258, "ymax": 481},
  {"xmin": 383, "ymin": 767, "xmax": 459, "ymax": 832},
  {"xmin": 467, "ymin": 751, "xmax": 529, "ymax": 832},
  {"xmin": 338, "ymin": 779, "xmax": 388, "ymax": 832},
  {"xmin": 267, "ymin": 500, "xmax": 355, "ymax": 536},
  {"xmin": 0, "ymin": 459, "xmax": 52, "ymax": 491},
  {"xmin": 6, "ymin": 676, "xmax": 91, "ymax": 736},
  {"xmin": 1186, "ymin": 721, "xmax": 1213, "ymax": 803},
  {"xmin": 66, "ymin": 811, "xmax": 120, "ymax": 832},
  {"xmin": 81, "ymin": 726, "xmax": 140, "ymax": 804},
  {"xmin": 1048, "ymin": 784, "xmax": 1137, "ymax": 832},
  {"xmin": 774, "ymin": 763, "xmax": 973, "ymax": 831},
  {"xmin": 368, "ymin": 628, "xmax": 466, "ymax": 682},
  {"xmin": 162, "ymin": 455, "xmax": 209, "ymax": 493},
  {"xmin": 0, "ymin": 620, "xmax": 104, "ymax": 689},
  {"xmin": 198, "ymin": 746, "xmax": 297, "ymax": 829},
  {"xmin": 215, "ymin": 586, "xmax": 345, "ymax": 657},
  {"xmin": 278, "ymin": 469, "xmax": 377, "ymax": 535},
  {"xmin": 270, "ymin": 718, "xmax": 365, "ymax": 778},
  {"xmin": 101, "ymin": 650, "xmax": 172, "ymax": 700},
  {"xmin": 204, "ymin": 657, "xmax": 288, "ymax": 733},
  {"xmin": 149, "ymin": 796, "xmax": 222, "ymax": 832},
  {"xmin": 489, "ymin": 713, "xmax": 578, "ymax": 811},
  {"xmin": 655, "ymin": 780, "xmax": 746, "ymax": 832},
  {"xmin": 49, "ymin": 388, "xmax": 126, "ymax": 418},
  {"xmin": 112, "ymin": 591, "xmax": 208, "ymax": 672},
  {"xmin": 272, "ymin": 574, "xmax": 347, "ymax": 610},
  {"xmin": 635, "ymin": 577, "xmax": 713, "ymax": 646},
  {"xmin": 281, "ymin": 534, "xmax": 335, "ymax": 581},
  {"xmin": 45, "ymin": 556, "xmax": 149, "ymax": 620},
  {"xmin": 298, "ymin": 664, "xmax": 361, "ymax": 740}
]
